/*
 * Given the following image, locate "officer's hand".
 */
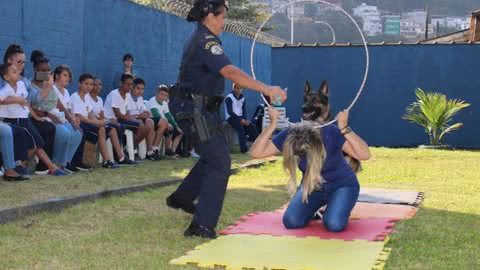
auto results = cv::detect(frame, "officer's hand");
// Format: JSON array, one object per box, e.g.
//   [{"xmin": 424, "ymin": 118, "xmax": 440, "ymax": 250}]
[
  {"xmin": 265, "ymin": 86, "xmax": 287, "ymax": 106},
  {"xmin": 240, "ymin": 119, "xmax": 249, "ymax": 126}
]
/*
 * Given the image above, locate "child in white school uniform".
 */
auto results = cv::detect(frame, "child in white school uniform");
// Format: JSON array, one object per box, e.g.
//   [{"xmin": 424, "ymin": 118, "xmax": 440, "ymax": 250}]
[
  {"xmin": 0, "ymin": 64, "xmax": 65, "ymax": 176},
  {"xmin": 71, "ymin": 73, "xmax": 135, "ymax": 168}
]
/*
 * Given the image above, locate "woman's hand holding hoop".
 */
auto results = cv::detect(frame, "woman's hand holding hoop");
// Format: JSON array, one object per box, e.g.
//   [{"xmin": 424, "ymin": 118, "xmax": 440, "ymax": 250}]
[
  {"xmin": 337, "ymin": 110, "xmax": 349, "ymax": 130},
  {"xmin": 268, "ymin": 107, "xmax": 281, "ymax": 124}
]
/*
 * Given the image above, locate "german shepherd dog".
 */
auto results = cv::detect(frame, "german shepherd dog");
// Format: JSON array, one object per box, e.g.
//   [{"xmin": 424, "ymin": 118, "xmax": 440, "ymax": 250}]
[{"xmin": 302, "ymin": 80, "xmax": 361, "ymax": 173}]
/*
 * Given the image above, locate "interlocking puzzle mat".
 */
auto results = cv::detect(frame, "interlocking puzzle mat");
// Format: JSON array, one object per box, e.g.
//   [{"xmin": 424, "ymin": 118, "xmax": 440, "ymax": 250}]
[
  {"xmin": 358, "ymin": 188, "xmax": 424, "ymax": 206},
  {"xmin": 170, "ymin": 234, "xmax": 392, "ymax": 270},
  {"xmin": 350, "ymin": 202, "xmax": 418, "ymax": 220},
  {"xmin": 219, "ymin": 211, "xmax": 395, "ymax": 241}
]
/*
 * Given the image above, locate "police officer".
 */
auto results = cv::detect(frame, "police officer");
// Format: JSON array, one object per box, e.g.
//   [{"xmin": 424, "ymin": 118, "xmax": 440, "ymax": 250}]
[{"xmin": 166, "ymin": 0, "xmax": 287, "ymax": 239}]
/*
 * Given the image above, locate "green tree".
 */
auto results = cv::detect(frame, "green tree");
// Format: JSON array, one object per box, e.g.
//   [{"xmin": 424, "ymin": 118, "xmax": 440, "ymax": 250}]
[
  {"xmin": 132, "ymin": 0, "xmax": 166, "ymax": 9},
  {"xmin": 225, "ymin": 0, "xmax": 269, "ymax": 26},
  {"xmin": 132, "ymin": 0, "xmax": 266, "ymax": 27}
]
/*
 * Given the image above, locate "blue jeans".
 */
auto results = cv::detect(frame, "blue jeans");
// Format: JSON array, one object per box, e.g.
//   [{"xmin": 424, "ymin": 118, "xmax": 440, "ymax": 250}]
[
  {"xmin": 283, "ymin": 179, "xmax": 360, "ymax": 232},
  {"xmin": 53, "ymin": 123, "xmax": 83, "ymax": 167},
  {"xmin": 0, "ymin": 123, "xmax": 15, "ymax": 170}
]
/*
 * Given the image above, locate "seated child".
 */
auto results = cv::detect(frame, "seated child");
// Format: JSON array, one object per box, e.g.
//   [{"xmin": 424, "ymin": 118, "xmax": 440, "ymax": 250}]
[
  {"xmin": 70, "ymin": 74, "xmax": 126, "ymax": 168},
  {"xmin": 129, "ymin": 78, "xmax": 163, "ymax": 161},
  {"xmin": 104, "ymin": 74, "xmax": 150, "ymax": 159},
  {"xmin": 87, "ymin": 77, "xmax": 136, "ymax": 165},
  {"xmin": 147, "ymin": 85, "xmax": 183, "ymax": 157},
  {"xmin": 0, "ymin": 64, "xmax": 65, "ymax": 176}
]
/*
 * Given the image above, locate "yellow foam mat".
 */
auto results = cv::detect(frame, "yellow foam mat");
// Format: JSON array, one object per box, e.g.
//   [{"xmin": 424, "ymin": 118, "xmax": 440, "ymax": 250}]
[{"xmin": 170, "ymin": 235, "xmax": 391, "ymax": 270}]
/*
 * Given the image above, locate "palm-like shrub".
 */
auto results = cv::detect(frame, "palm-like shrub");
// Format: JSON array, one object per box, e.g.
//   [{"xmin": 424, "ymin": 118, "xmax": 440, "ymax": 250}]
[{"xmin": 403, "ymin": 88, "xmax": 471, "ymax": 145}]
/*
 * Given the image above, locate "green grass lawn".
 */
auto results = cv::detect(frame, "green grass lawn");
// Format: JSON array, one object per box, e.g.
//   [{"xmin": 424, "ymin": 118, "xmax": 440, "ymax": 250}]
[
  {"xmin": 0, "ymin": 148, "xmax": 479, "ymax": 269},
  {"xmin": 0, "ymin": 154, "xmax": 254, "ymax": 209}
]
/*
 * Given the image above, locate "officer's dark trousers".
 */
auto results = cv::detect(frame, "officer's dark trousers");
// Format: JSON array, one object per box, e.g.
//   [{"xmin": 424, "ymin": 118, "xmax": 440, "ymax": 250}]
[
  {"xmin": 173, "ymin": 110, "xmax": 231, "ymax": 228},
  {"xmin": 227, "ymin": 117, "xmax": 258, "ymax": 153}
]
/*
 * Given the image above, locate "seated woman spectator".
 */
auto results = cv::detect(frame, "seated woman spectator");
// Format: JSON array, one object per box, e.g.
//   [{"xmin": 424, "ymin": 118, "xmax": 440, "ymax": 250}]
[
  {"xmin": 27, "ymin": 57, "xmax": 83, "ymax": 173},
  {"xmin": 1, "ymin": 44, "xmax": 29, "ymax": 88},
  {"xmin": 2, "ymin": 44, "xmax": 37, "ymax": 177},
  {"xmin": 147, "ymin": 85, "xmax": 183, "ymax": 157},
  {"xmin": 3, "ymin": 45, "xmax": 55, "ymax": 175},
  {"xmin": 0, "ymin": 63, "xmax": 65, "ymax": 176}
]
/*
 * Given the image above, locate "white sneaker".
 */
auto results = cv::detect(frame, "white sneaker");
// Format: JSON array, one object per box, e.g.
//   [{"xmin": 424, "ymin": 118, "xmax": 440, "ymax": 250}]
[
  {"xmin": 35, "ymin": 169, "xmax": 49, "ymax": 175},
  {"xmin": 190, "ymin": 150, "xmax": 200, "ymax": 158}
]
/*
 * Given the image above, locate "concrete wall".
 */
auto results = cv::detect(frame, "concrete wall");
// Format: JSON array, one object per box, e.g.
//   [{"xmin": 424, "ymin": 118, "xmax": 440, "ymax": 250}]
[
  {"xmin": 2, "ymin": 0, "xmax": 479, "ymax": 147},
  {"xmin": 0, "ymin": 0, "xmax": 271, "ymax": 117}
]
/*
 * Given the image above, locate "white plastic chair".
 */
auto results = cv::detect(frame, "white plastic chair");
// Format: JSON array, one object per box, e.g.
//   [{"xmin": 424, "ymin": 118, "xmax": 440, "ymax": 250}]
[
  {"xmin": 158, "ymin": 136, "xmax": 166, "ymax": 156},
  {"xmin": 138, "ymin": 139, "xmax": 147, "ymax": 159},
  {"xmin": 125, "ymin": 130, "xmax": 146, "ymax": 160}
]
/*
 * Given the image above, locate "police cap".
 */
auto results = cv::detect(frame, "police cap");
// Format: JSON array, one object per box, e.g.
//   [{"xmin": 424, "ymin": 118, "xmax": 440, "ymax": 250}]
[{"xmin": 187, "ymin": 0, "xmax": 229, "ymax": 22}]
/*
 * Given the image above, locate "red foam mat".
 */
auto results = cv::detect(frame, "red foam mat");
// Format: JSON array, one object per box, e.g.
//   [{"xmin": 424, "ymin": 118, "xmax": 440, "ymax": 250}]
[{"xmin": 220, "ymin": 211, "xmax": 395, "ymax": 241}]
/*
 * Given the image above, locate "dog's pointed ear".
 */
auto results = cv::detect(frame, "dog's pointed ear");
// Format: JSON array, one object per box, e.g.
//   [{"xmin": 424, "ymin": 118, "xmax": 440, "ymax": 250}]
[
  {"xmin": 319, "ymin": 80, "xmax": 329, "ymax": 97},
  {"xmin": 304, "ymin": 81, "xmax": 312, "ymax": 94}
]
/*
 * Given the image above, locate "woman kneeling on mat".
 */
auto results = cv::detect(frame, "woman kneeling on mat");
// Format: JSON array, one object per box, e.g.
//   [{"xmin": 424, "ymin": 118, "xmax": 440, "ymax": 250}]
[{"xmin": 250, "ymin": 108, "xmax": 370, "ymax": 232}]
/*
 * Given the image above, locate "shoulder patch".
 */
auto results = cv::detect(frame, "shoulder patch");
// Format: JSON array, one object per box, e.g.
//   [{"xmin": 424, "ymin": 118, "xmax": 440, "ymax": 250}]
[
  {"xmin": 205, "ymin": 35, "xmax": 216, "ymax": 39},
  {"xmin": 205, "ymin": 41, "xmax": 219, "ymax": 50},
  {"xmin": 210, "ymin": 44, "xmax": 224, "ymax": 55}
]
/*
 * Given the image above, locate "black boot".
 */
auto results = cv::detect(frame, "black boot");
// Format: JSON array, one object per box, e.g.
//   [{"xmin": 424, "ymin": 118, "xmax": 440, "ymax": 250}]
[
  {"xmin": 166, "ymin": 193, "xmax": 195, "ymax": 215},
  {"xmin": 184, "ymin": 222, "xmax": 217, "ymax": 239}
]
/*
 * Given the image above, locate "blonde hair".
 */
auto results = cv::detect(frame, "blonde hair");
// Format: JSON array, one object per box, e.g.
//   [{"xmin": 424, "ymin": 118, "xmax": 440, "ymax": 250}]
[{"xmin": 282, "ymin": 123, "xmax": 326, "ymax": 203}]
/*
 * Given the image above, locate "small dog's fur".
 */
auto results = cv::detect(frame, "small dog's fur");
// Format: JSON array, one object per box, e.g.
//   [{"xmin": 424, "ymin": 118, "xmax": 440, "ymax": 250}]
[{"xmin": 302, "ymin": 80, "xmax": 361, "ymax": 173}]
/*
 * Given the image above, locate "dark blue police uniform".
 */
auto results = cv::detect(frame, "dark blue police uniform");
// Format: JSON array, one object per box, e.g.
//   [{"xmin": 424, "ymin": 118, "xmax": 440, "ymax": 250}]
[{"xmin": 168, "ymin": 23, "xmax": 232, "ymax": 230}]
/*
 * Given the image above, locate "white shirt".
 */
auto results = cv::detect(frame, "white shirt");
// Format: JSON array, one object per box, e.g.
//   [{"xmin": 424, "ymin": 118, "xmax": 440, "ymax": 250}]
[
  {"xmin": 147, "ymin": 97, "xmax": 170, "ymax": 119},
  {"xmin": 224, "ymin": 92, "xmax": 245, "ymax": 120},
  {"xmin": 54, "ymin": 85, "xmax": 72, "ymax": 111},
  {"xmin": 104, "ymin": 89, "xmax": 133, "ymax": 120},
  {"xmin": 70, "ymin": 92, "xmax": 92, "ymax": 118},
  {"xmin": 0, "ymin": 81, "xmax": 30, "ymax": 118},
  {"xmin": 128, "ymin": 96, "xmax": 147, "ymax": 116},
  {"xmin": 87, "ymin": 95, "xmax": 104, "ymax": 118}
]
